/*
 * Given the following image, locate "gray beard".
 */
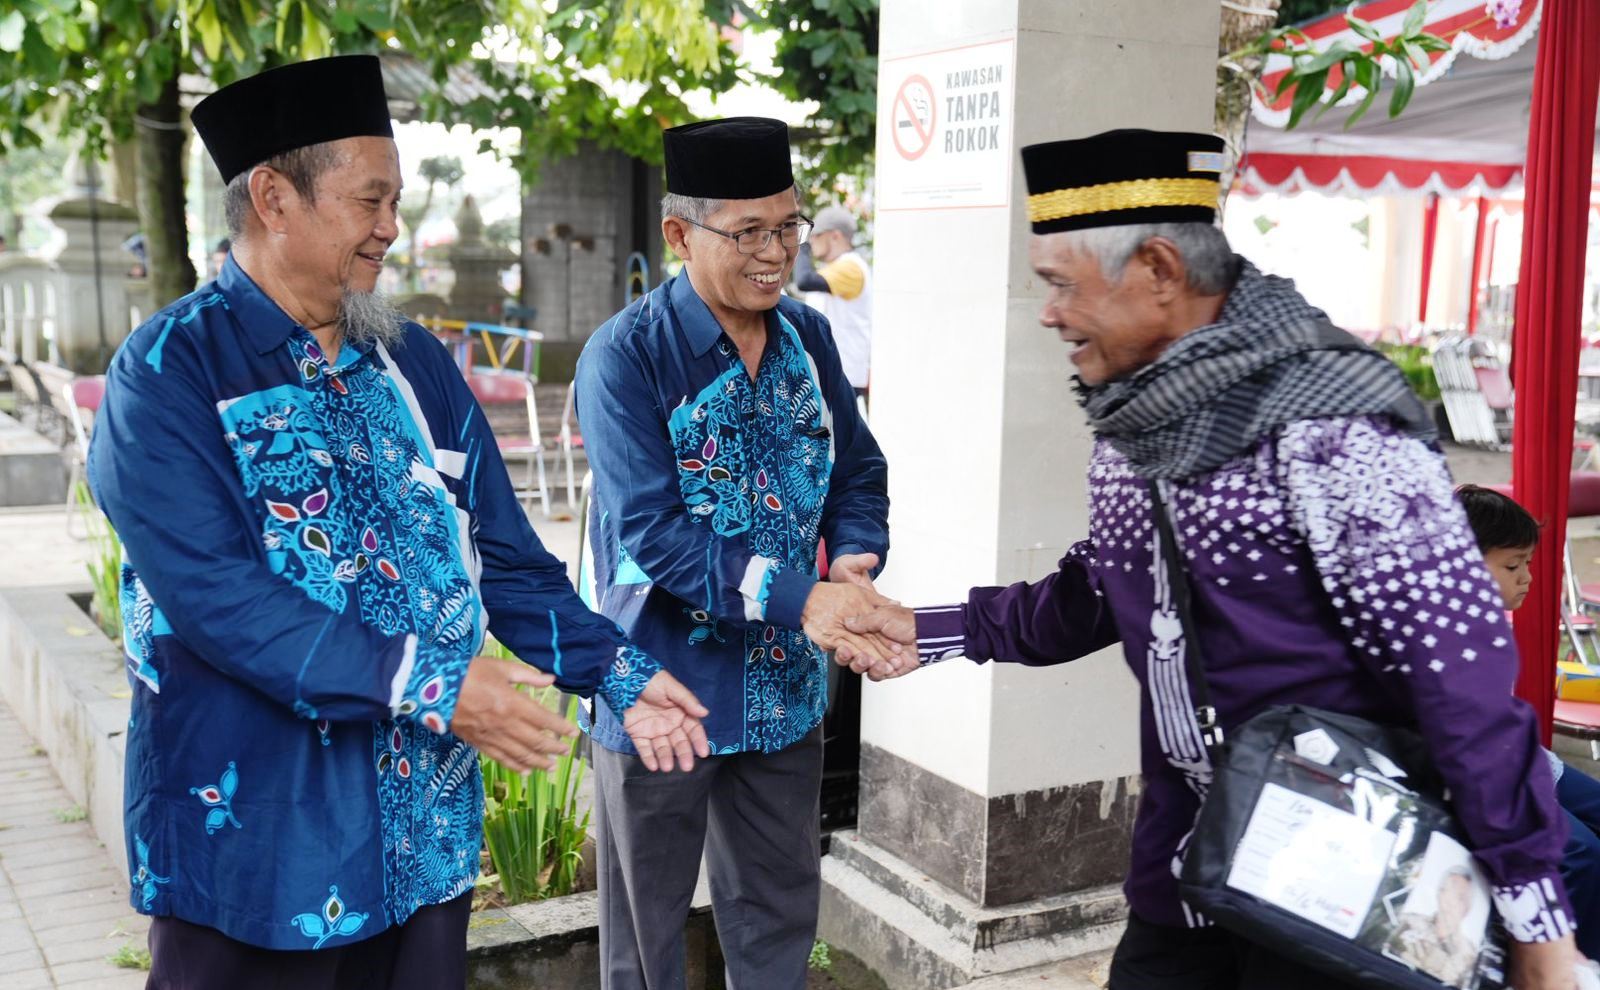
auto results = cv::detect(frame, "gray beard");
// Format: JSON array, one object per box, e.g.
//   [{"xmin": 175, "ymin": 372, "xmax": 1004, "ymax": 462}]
[{"xmin": 338, "ymin": 288, "xmax": 406, "ymax": 348}]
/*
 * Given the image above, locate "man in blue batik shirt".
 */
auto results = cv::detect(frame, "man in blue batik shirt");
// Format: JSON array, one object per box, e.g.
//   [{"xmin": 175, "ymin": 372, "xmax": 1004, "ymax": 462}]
[
  {"xmin": 87, "ymin": 56, "xmax": 709, "ymax": 989},
  {"xmin": 575, "ymin": 117, "xmax": 892, "ymax": 990}
]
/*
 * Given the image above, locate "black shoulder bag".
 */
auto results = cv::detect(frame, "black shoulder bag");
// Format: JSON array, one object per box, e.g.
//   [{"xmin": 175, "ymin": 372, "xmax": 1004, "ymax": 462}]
[{"xmin": 1150, "ymin": 481, "xmax": 1511, "ymax": 990}]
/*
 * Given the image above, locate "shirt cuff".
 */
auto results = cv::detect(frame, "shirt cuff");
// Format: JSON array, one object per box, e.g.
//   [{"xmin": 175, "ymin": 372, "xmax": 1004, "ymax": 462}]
[
  {"xmin": 914, "ymin": 605, "xmax": 966, "ymax": 664},
  {"xmin": 596, "ymin": 644, "xmax": 663, "ymax": 715},
  {"xmin": 762, "ymin": 564, "xmax": 817, "ymax": 630},
  {"xmin": 392, "ymin": 634, "xmax": 472, "ymax": 735},
  {"xmin": 1493, "ymin": 874, "xmax": 1577, "ymax": 943}
]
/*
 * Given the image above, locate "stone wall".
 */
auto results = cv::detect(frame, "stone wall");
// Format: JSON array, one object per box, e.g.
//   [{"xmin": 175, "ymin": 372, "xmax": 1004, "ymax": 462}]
[{"xmin": 520, "ymin": 144, "xmax": 662, "ymax": 381}]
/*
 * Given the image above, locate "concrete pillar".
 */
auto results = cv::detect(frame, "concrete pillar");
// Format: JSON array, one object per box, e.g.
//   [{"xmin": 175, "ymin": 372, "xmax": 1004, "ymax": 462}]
[
  {"xmin": 44, "ymin": 173, "xmax": 139, "ymax": 375},
  {"xmin": 818, "ymin": 3, "xmax": 1220, "ymax": 987},
  {"xmin": 447, "ymin": 195, "xmax": 515, "ymax": 324}
]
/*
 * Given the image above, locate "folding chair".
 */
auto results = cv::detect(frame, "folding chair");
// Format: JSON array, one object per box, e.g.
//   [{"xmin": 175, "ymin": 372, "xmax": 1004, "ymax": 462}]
[
  {"xmin": 61, "ymin": 376, "xmax": 105, "ymax": 536},
  {"xmin": 558, "ymin": 381, "xmax": 584, "ymax": 510},
  {"xmin": 467, "ymin": 369, "xmax": 551, "ymax": 518},
  {"xmin": 1555, "ymin": 699, "xmax": 1600, "ymax": 763}
]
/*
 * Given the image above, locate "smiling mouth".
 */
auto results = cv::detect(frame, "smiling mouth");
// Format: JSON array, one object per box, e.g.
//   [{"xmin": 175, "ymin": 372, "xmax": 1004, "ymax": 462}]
[
  {"xmin": 357, "ymin": 252, "xmax": 385, "ymax": 267},
  {"xmin": 745, "ymin": 272, "xmax": 781, "ymax": 288}
]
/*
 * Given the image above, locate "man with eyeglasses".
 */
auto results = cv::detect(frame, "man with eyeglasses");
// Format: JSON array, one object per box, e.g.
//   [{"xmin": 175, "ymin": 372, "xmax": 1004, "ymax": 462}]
[{"xmin": 574, "ymin": 116, "xmax": 896, "ymax": 989}]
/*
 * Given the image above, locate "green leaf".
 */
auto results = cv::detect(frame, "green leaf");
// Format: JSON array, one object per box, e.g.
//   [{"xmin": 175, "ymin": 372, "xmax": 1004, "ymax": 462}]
[
  {"xmin": 810, "ymin": 39, "xmax": 837, "ymax": 68},
  {"xmin": 1403, "ymin": 40, "xmax": 1428, "ymax": 71},
  {"xmin": 196, "ymin": 4, "xmax": 224, "ymax": 62},
  {"xmin": 1417, "ymin": 32, "xmax": 1452, "ymax": 53},
  {"xmin": 1401, "ymin": 0, "xmax": 1427, "ymax": 39},
  {"xmin": 1346, "ymin": 15, "xmax": 1383, "ymax": 43},
  {"xmin": 1345, "ymin": 61, "xmax": 1382, "ymax": 128},
  {"xmin": 1389, "ymin": 56, "xmax": 1416, "ymax": 118},
  {"xmin": 0, "ymin": 11, "xmax": 25, "ymax": 52},
  {"xmin": 1315, "ymin": 67, "xmax": 1355, "ymax": 121},
  {"xmin": 1286, "ymin": 66, "xmax": 1328, "ymax": 130},
  {"xmin": 1297, "ymin": 39, "xmax": 1360, "ymax": 75}
]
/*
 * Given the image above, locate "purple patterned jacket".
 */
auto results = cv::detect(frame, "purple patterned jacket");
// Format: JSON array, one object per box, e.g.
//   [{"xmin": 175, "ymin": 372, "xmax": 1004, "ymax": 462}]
[{"xmin": 915, "ymin": 415, "xmax": 1574, "ymax": 942}]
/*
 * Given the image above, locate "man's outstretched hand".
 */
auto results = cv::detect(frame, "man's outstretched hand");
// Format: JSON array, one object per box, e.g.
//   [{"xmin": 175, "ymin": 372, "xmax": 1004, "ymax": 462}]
[
  {"xmin": 623, "ymin": 670, "xmax": 712, "ymax": 773},
  {"xmin": 803, "ymin": 579, "xmax": 901, "ymax": 667},
  {"xmin": 840, "ymin": 604, "xmax": 920, "ymax": 681},
  {"xmin": 451, "ymin": 656, "xmax": 579, "ymax": 773}
]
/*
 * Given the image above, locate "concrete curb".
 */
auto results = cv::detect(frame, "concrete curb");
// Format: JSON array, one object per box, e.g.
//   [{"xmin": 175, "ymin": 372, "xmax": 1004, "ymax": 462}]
[
  {"xmin": 0, "ymin": 583, "xmax": 130, "ymax": 877},
  {"xmin": 0, "ymin": 583, "xmax": 724, "ymax": 988}
]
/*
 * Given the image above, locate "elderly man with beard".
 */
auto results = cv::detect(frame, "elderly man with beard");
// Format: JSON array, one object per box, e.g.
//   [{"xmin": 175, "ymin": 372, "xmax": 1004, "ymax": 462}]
[
  {"xmin": 842, "ymin": 129, "xmax": 1582, "ymax": 990},
  {"xmin": 87, "ymin": 56, "xmax": 710, "ymax": 990}
]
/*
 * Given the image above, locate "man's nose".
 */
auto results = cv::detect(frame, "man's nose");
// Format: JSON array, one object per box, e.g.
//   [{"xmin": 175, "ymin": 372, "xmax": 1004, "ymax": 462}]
[{"xmin": 373, "ymin": 203, "xmax": 400, "ymax": 243}]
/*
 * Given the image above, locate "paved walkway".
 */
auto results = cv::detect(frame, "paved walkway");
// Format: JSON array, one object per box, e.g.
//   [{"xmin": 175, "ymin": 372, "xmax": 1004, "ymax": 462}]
[{"xmin": 0, "ymin": 695, "xmax": 148, "ymax": 988}]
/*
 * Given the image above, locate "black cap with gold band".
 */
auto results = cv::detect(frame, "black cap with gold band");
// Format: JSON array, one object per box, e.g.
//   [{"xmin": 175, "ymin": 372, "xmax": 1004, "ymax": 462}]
[{"xmin": 1020, "ymin": 129, "xmax": 1225, "ymax": 234}]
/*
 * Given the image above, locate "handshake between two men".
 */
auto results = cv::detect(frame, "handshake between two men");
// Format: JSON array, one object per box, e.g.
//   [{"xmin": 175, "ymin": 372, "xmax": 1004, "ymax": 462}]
[
  {"xmin": 801, "ymin": 552, "xmax": 922, "ymax": 683},
  {"xmin": 449, "ymin": 552, "xmax": 920, "ymax": 780}
]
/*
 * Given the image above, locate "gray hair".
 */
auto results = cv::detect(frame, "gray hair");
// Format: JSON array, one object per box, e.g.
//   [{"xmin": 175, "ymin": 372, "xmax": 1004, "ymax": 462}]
[
  {"xmin": 223, "ymin": 142, "xmax": 343, "ymax": 238},
  {"xmin": 1061, "ymin": 222, "xmax": 1238, "ymax": 295},
  {"xmin": 660, "ymin": 193, "xmax": 724, "ymax": 225}
]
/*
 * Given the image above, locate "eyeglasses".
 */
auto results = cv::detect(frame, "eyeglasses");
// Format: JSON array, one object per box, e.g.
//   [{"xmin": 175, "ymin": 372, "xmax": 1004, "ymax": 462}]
[{"xmin": 676, "ymin": 215, "xmax": 813, "ymax": 255}]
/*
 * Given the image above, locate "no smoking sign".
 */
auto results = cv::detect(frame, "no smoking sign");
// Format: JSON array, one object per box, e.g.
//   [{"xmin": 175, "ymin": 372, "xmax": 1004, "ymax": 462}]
[
  {"xmin": 891, "ymin": 74, "xmax": 937, "ymax": 161},
  {"xmin": 878, "ymin": 36, "xmax": 1014, "ymax": 211}
]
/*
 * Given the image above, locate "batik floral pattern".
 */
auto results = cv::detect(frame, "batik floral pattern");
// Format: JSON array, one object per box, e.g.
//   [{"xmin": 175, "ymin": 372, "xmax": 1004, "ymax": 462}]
[
  {"xmin": 218, "ymin": 331, "xmax": 483, "ymax": 930},
  {"xmin": 667, "ymin": 319, "xmax": 832, "ymax": 752}
]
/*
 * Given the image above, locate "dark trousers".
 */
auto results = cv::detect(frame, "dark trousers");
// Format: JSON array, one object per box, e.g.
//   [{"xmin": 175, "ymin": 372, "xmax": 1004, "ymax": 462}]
[
  {"xmin": 1109, "ymin": 911, "xmax": 1360, "ymax": 990},
  {"xmin": 1558, "ymin": 765, "xmax": 1600, "ymax": 960},
  {"xmin": 593, "ymin": 728, "xmax": 823, "ymax": 990},
  {"xmin": 145, "ymin": 890, "xmax": 472, "ymax": 990}
]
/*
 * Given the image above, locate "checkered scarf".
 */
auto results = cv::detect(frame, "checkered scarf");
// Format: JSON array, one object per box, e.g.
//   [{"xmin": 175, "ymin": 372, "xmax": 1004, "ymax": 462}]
[{"xmin": 1079, "ymin": 259, "xmax": 1434, "ymax": 480}]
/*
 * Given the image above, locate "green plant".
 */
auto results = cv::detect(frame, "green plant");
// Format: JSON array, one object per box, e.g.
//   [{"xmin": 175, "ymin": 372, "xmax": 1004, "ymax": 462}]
[
  {"xmin": 809, "ymin": 939, "xmax": 833, "ymax": 971},
  {"xmin": 75, "ymin": 481, "xmax": 123, "ymax": 641},
  {"xmin": 1375, "ymin": 342, "xmax": 1442, "ymax": 404},
  {"xmin": 55, "ymin": 805, "xmax": 88, "ymax": 823},
  {"xmin": 108, "ymin": 943, "xmax": 152, "ymax": 970},
  {"xmin": 478, "ymin": 640, "xmax": 592, "ymax": 904},
  {"xmin": 1230, "ymin": 0, "xmax": 1454, "ymax": 130}
]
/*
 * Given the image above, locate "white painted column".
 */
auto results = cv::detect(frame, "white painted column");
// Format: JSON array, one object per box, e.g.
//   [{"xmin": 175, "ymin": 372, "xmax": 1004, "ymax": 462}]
[{"xmin": 842, "ymin": 0, "xmax": 1220, "ymax": 930}]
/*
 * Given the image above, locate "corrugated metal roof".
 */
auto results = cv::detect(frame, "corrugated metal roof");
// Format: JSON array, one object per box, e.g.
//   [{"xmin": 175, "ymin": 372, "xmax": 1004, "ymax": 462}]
[
  {"xmin": 379, "ymin": 52, "xmax": 502, "ymax": 123},
  {"xmin": 179, "ymin": 52, "xmax": 502, "ymax": 125}
]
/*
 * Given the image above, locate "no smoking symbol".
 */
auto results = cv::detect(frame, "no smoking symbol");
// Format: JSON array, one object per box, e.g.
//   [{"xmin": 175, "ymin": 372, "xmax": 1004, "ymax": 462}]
[{"xmin": 891, "ymin": 74, "xmax": 937, "ymax": 161}]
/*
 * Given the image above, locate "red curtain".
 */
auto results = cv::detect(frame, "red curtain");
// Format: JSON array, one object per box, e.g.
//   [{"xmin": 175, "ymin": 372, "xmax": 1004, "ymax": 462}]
[
  {"xmin": 1418, "ymin": 193, "xmax": 1440, "ymax": 324},
  {"xmin": 1509, "ymin": 0, "xmax": 1600, "ymax": 743}
]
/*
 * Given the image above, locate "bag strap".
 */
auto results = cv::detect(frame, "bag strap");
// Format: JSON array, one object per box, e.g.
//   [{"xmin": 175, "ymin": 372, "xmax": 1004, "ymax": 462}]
[{"xmin": 1148, "ymin": 480, "xmax": 1226, "ymax": 755}]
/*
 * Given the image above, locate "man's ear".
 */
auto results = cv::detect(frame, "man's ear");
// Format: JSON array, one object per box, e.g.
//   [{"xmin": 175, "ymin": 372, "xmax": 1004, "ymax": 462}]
[
  {"xmin": 662, "ymin": 216, "xmax": 693, "ymax": 262},
  {"xmin": 247, "ymin": 167, "xmax": 299, "ymax": 236},
  {"xmin": 1135, "ymin": 237, "xmax": 1189, "ymax": 303}
]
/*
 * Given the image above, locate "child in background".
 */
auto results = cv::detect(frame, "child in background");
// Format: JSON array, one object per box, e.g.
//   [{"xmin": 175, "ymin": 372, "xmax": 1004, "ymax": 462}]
[{"xmin": 1457, "ymin": 484, "xmax": 1600, "ymax": 960}]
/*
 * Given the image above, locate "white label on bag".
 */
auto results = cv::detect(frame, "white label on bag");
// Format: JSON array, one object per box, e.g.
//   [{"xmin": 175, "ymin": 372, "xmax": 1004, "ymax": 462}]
[
  {"xmin": 1226, "ymin": 783, "xmax": 1397, "ymax": 939},
  {"xmin": 1293, "ymin": 728, "xmax": 1340, "ymax": 766}
]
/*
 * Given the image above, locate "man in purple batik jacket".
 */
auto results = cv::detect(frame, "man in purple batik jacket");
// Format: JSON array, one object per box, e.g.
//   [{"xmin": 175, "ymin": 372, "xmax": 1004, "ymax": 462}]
[{"xmin": 841, "ymin": 129, "xmax": 1582, "ymax": 990}]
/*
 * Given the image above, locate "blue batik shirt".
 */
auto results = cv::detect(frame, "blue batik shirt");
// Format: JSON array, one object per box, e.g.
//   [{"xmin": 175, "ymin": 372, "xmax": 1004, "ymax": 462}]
[
  {"xmin": 87, "ymin": 255, "xmax": 661, "ymax": 950},
  {"xmin": 575, "ymin": 272, "xmax": 889, "ymax": 756}
]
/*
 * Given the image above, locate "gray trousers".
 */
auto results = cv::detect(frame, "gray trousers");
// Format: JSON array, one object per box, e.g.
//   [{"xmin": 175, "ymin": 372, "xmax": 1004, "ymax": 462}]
[{"xmin": 592, "ymin": 727, "xmax": 824, "ymax": 990}]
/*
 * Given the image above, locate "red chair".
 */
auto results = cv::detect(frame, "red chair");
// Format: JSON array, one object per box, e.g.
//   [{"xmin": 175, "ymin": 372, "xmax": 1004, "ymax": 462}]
[
  {"xmin": 1555, "ymin": 699, "xmax": 1600, "ymax": 762},
  {"xmin": 467, "ymin": 370, "xmax": 551, "ymax": 517}
]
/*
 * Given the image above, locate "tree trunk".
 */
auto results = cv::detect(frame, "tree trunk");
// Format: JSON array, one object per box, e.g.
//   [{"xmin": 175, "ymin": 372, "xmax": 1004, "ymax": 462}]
[
  {"xmin": 1216, "ymin": 1, "xmax": 1283, "ymax": 206},
  {"xmin": 135, "ymin": 74, "xmax": 196, "ymax": 310}
]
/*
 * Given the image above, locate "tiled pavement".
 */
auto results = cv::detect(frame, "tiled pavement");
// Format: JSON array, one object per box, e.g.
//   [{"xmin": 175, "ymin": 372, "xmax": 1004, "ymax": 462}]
[{"xmin": 0, "ymin": 697, "xmax": 147, "ymax": 989}]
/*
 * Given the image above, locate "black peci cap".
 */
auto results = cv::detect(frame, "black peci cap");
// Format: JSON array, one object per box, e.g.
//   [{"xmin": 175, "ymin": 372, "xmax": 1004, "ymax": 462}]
[
  {"xmin": 1020, "ymin": 129, "xmax": 1225, "ymax": 234},
  {"xmin": 663, "ymin": 117, "xmax": 795, "ymax": 200},
  {"xmin": 192, "ymin": 55, "xmax": 395, "ymax": 184}
]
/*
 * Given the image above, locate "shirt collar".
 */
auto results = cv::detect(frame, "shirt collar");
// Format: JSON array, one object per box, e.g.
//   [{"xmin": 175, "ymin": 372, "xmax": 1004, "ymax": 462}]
[
  {"xmin": 218, "ymin": 253, "xmax": 376, "ymax": 366},
  {"xmin": 218, "ymin": 254, "xmax": 301, "ymax": 355},
  {"xmin": 669, "ymin": 269, "xmax": 782, "ymax": 359}
]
